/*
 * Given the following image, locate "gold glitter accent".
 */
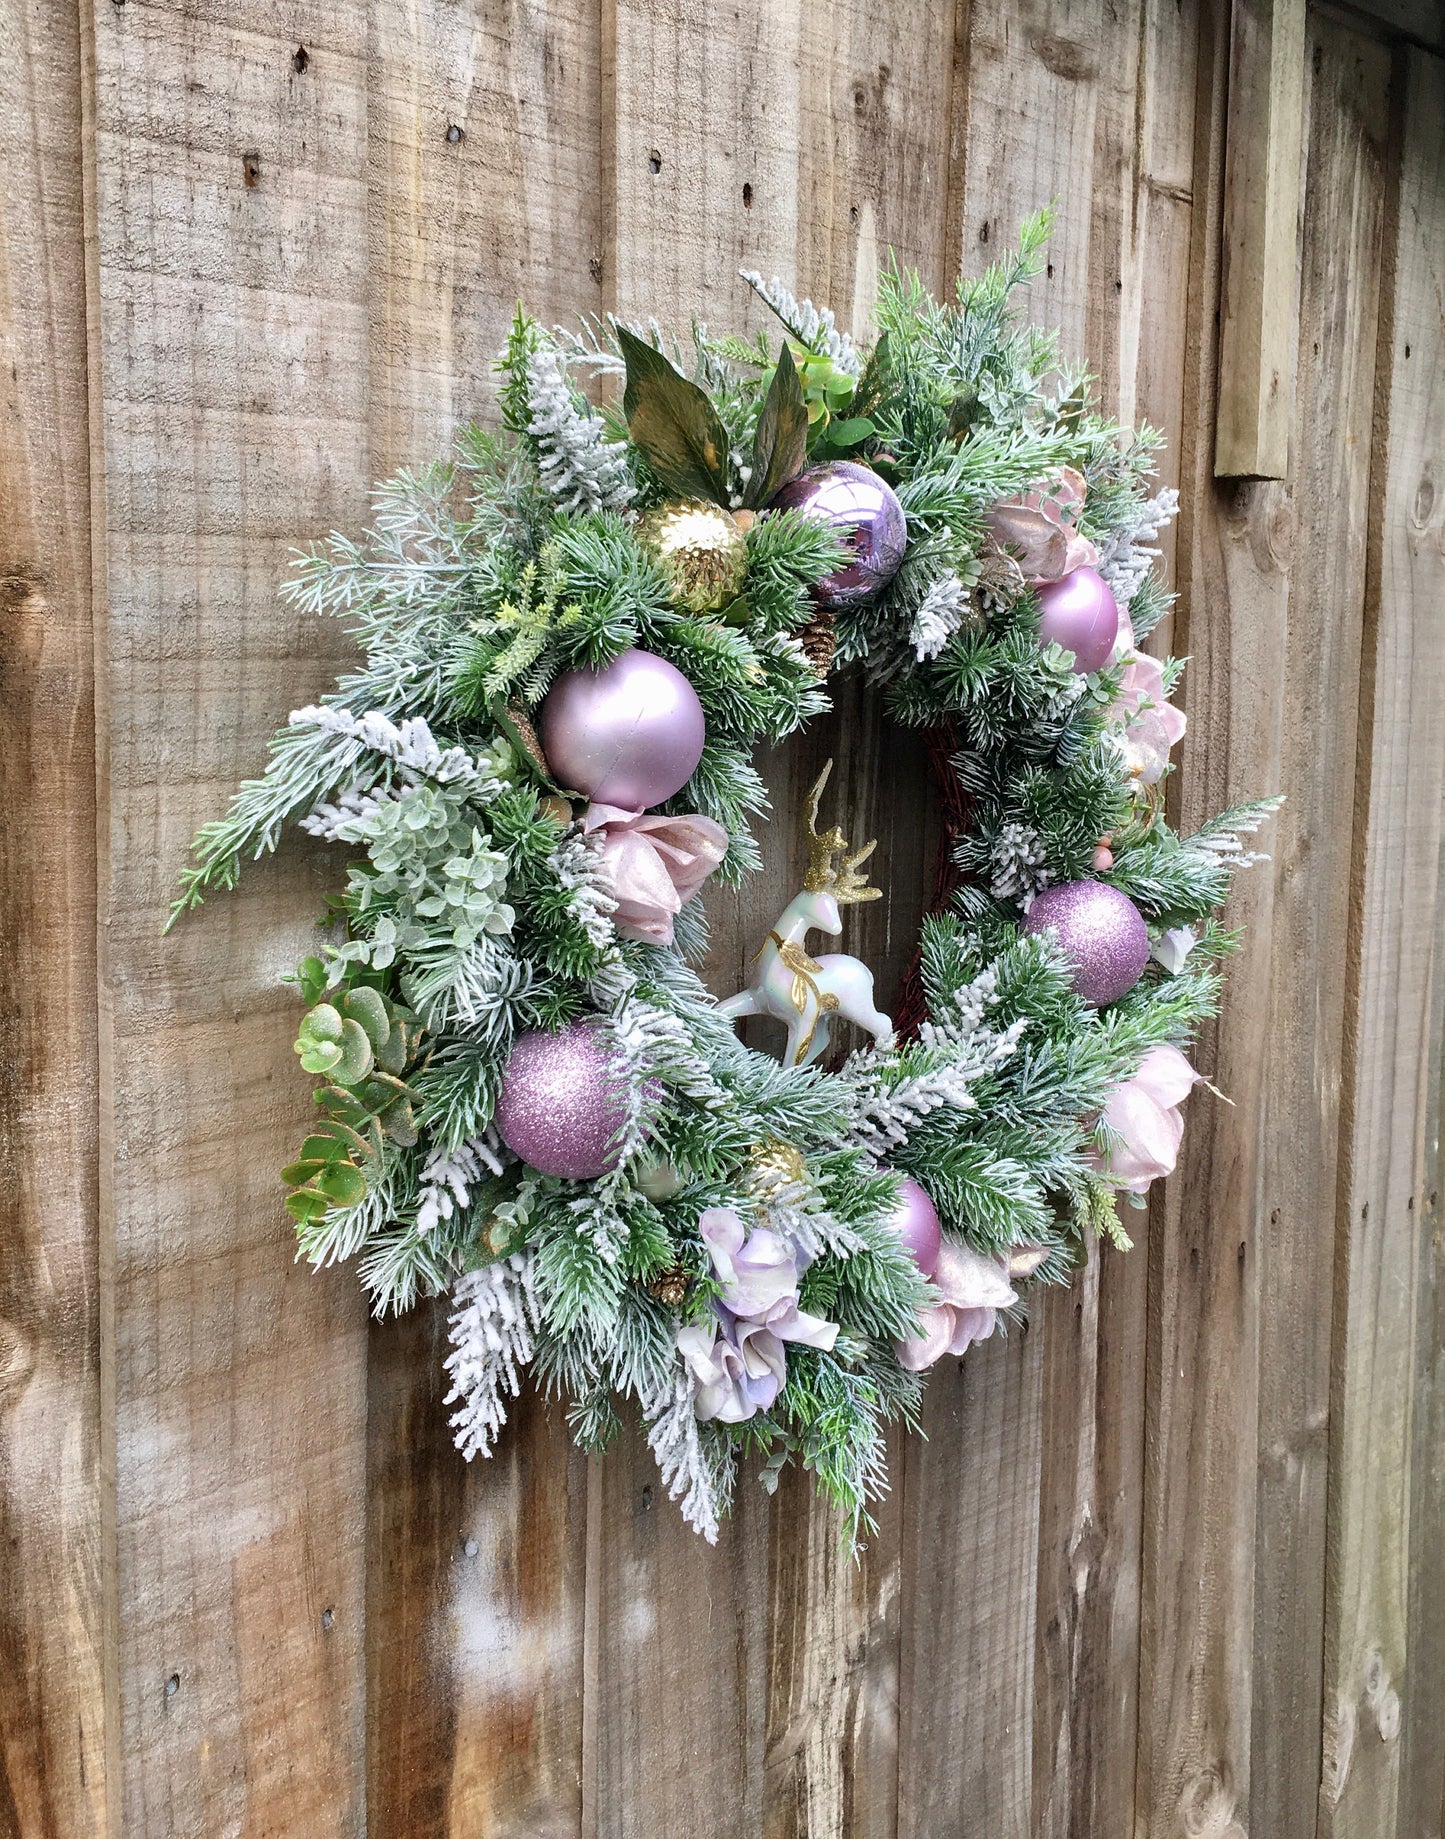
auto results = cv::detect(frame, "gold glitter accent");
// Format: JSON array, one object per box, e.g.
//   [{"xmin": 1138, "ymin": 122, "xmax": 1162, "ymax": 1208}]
[{"xmin": 801, "ymin": 760, "xmax": 882, "ymax": 904}]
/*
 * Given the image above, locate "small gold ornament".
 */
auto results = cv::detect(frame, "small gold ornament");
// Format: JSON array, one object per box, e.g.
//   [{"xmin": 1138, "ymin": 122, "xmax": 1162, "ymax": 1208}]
[
  {"xmin": 747, "ymin": 1139, "xmax": 809, "ymax": 1193},
  {"xmin": 537, "ymin": 794, "xmax": 574, "ymax": 827},
  {"xmin": 646, "ymin": 1264, "xmax": 691, "ymax": 1306},
  {"xmin": 636, "ymin": 499, "xmax": 748, "ymax": 613}
]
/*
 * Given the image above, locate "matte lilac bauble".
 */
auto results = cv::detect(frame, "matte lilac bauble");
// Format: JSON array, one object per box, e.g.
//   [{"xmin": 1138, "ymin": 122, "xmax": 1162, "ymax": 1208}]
[
  {"xmin": 539, "ymin": 648, "xmax": 706, "ymax": 810},
  {"xmin": 1035, "ymin": 565, "xmax": 1120, "ymax": 674},
  {"xmin": 884, "ymin": 1175, "xmax": 943, "ymax": 1279},
  {"xmin": 768, "ymin": 460, "xmax": 907, "ymax": 608},
  {"xmin": 1023, "ymin": 880, "xmax": 1150, "ymax": 1007},
  {"xmin": 494, "ymin": 1022, "xmax": 627, "ymax": 1179}
]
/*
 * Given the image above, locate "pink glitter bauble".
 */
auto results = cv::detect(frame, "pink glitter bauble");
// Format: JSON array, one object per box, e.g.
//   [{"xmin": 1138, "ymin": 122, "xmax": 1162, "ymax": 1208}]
[
  {"xmin": 539, "ymin": 648, "xmax": 706, "ymax": 810},
  {"xmin": 884, "ymin": 1174, "xmax": 943, "ymax": 1279},
  {"xmin": 768, "ymin": 460, "xmax": 907, "ymax": 608},
  {"xmin": 494, "ymin": 1022, "xmax": 627, "ymax": 1179},
  {"xmin": 1023, "ymin": 879, "xmax": 1150, "ymax": 1007},
  {"xmin": 1035, "ymin": 565, "xmax": 1120, "ymax": 674}
]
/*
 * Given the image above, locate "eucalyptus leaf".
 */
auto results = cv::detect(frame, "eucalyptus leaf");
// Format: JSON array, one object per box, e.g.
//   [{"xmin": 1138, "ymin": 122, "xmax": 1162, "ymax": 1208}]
[
  {"xmin": 745, "ymin": 343, "xmax": 809, "ymax": 508},
  {"xmin": 618, "ymin": 326, "xmax": 731, "ymax": 503}
]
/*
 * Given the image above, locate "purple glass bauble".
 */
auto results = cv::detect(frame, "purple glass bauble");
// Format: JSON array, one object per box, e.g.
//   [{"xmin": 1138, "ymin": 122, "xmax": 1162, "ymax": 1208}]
[
  {"xmin": 768, "ymin": 460, "xmax": 907, "ymax": 608},
  {"xmin": 494, "ymin": 1022, "xmax": 627, "ymax": 1179},
  {"xmin": 539, "ymin": 648, "xmax": 706, "ymax": 810},
  {"xmin": 884, "ymin": 1174, "xmax": 943, "ymax": 1279},
  {"xmin": 1035, "ymin": 565, "xmax": 1120, "ymax": 674},
  {"xmin": 1023, "ymin": 880, "xmax": 1150, "ymax": 1007}
]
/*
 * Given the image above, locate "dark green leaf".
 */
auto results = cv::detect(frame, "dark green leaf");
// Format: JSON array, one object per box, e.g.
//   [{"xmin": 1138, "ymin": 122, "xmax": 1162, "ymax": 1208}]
[
  {"xmin": 745, "ymin": 343, "xmax": 809, "ymax": 508},
  {"xmin": 618, "ymin": 326, "xmax": 731, "ymax": 503}
]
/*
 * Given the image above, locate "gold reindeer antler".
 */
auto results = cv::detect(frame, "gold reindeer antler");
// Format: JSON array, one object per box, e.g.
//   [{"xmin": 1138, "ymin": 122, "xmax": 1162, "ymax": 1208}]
[{"xmin": 802, "ymin": 760, "xmax": 883, "ymax": 904}]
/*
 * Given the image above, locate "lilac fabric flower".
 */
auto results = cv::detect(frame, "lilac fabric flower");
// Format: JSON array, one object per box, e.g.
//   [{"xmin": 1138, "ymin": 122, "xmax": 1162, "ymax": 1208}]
[
  {"xmin": 1090, "ymin": 1043, "xmax": 1200, "ymax": 1193},
  {"xmin": 892, "ymin": 1239, "xmax": 1017, "ymax": 1371},
  {"xmin": 677, "ymin": 1208, "xmax": 838, "ymax": 1423},
  {"xmin": 583, "ymin": 804, "xmax": 728, "ymax": 946}
]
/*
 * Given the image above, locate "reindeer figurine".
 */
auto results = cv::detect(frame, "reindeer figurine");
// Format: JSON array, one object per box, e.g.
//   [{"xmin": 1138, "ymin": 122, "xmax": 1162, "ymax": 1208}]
[{"xmin": 718, "ymin": 762, "xmax": 895, "ymax": 1067}]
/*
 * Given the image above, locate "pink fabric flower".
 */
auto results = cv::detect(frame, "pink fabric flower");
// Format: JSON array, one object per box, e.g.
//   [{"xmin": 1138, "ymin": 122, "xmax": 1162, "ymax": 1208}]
[
  {"xmin": 988, "ymin": 465, "xmax": 1099, "ymax": 584},
  {"xmin": 892, "ymin": 1239, "xmax": 1017, "ymax": 1371},
  {"xmin": 677, "ymin": 1208, "xmax": 838, "ymax": 1422},
  {"xmin": 1091, "ymin": 1043, "xmax": 1200, "ymax": 1193},
  {"xmin": 583, "ymin": 804, "xmax": 728, "ymax": 946},
  {"xmin": 1108, "ymin": 618, "xmax": 1187, "ymax": 785}
]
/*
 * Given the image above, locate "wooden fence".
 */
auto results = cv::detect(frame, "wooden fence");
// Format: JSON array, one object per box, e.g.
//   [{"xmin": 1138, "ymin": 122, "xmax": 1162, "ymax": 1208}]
[{"xmin": 3, "ymin": 0, "xmax": 1443, "ymax": 1834}]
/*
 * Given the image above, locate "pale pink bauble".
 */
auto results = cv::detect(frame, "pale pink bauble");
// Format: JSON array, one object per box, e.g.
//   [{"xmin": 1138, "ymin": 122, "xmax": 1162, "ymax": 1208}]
[
  {"xmin": 884, "ymin": 1174, "xmax": 943, "ymax": 1279},
  {"xmin": 539, "ymin": 648, "xmax": 706, "ymax": 810},
  {"xmin": 1035, "ymin": 565, "xmax": 1120, "ymax": 674}
]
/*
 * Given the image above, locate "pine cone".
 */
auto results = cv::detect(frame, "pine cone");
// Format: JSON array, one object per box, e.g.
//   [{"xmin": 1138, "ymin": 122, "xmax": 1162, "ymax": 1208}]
[
  {"xmin": 646, "ymin": 1265, "xmax": 690, "ymax": 1307},
  {"xmin": 797, "ymin": 605, "xmax": 836, "ymax": 676}
]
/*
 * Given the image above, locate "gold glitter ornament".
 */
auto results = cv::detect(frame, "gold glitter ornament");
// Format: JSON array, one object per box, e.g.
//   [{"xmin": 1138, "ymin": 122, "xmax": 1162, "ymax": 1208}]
[
  {"xmin": 636, "ymin": 499, "xmax": 748, "ymax": 613},
  {"xmin": 746, "ymin": 1140, "xmax": 809, "ymax": 1193}
]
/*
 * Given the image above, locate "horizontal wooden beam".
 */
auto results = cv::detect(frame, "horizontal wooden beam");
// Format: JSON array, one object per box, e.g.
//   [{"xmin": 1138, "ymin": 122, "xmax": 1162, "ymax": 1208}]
[{"xmin": 1215, "ymin": 0, "xmax": 1306, "ymax": 479}]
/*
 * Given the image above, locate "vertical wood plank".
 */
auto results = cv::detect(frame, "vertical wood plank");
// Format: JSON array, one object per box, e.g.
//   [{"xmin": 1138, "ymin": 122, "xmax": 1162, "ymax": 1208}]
[
  {"xmin": 89, "ymin": 2, "xmax": 374, "ymax": 1831},
  {"xmin": 1138, "ymin": 11, "xmax": 1392, "ymax": 1837},
  {"xmin": 1136, "ymin": 4, "xmax": 1280, "ymax": 1832},
  {"xmin": 1320, "ymin": 43, "xmax": 1445, "ymax": 1839},
  {"xmin": 765, "ymin": 10, "xmax": 957, "ymax": 1838},
  {"xmin": 1213, "ymin": 0, "xmax": 1306, "ymax": 480},
  {"xmin": 1248, "ymin": 24, "xmax": 1389, "ymax": 1836},
  {"xmin": 591, "ymin": 6, "xmax": 800, "ymax": 1830},
  {"xmin": 361, "ymin": 5, "xmax": 604, "ymax": 1833},
  {"xmin": 0, "ymin": 2, "xmax": 110, "ymax": 1834}
]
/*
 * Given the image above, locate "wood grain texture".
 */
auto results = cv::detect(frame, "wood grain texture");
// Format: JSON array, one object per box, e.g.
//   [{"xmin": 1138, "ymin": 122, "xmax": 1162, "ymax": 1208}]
[
  {"xmin": 1136, "ymin": 3, "xmax": 1283, "ymax": 1832},
  {"xmin": 1320, "ymin": 41, "xmax": 1445, "ymax": 1839},
  {"xmin": 89, "ymin": 2, "xmax": 374, "ymax": 1831},
  {"xmin": 898, "ymin": 1332, "xmax": 1045, "ymax": 1838},
  {"xmin": 5, "ymin": 3, "xmax": 1445, "ymax": 1835},
  {"xmin": 361, "ymin": 5, "xmax": 603, "ymax": 1832},
  {"xmin": 0, "ymin": 2, "xmax": 110, "ymax": 1835},
  {"xmin": 1248, "ymin": 23, "xmax": 1389, "ymax": 1836},
  {"xmin": 1213, "ymin": 0, "xmax": 1306, "ymax": 480}
]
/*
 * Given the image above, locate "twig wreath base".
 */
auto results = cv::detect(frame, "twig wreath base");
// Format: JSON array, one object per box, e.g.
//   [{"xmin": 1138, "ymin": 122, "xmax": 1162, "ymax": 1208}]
[{"xmin": 174, "ymin": 213, "xmax": 1276, "ymax": 1544}]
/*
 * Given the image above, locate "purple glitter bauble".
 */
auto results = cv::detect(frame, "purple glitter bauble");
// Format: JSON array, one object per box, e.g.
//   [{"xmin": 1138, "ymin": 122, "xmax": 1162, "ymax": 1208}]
[
  {"xmin": 539, "ymin": 648, "xmax": 706, "ymax": 810},
  {"xmin": 1035, "ymin": 565, "xmax": 1120, "ymax": 674},
  {"xmin": 884, "ymin": 1174, "xmax": 943, "ymax": 1279},
  {"xmin": 768, "ymin": 460, "xmax": 907, "ymax": 608},
  {"xmin": 1023, "ymin": 880, "xmax": 1150, "ymax": 1007},
  {"xmin": 494, "ymin": 1022, "xmax": 627, "ymax": 1179}
]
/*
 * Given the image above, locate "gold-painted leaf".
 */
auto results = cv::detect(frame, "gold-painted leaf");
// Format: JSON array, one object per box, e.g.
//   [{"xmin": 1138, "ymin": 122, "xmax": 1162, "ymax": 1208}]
[
  {"xmin": 619, "ymin": 326, "xmax": 730, "ymax": 503},
  {"xmin": 745, "ymin": 343, "xmax": 809, "ymax": 507}
]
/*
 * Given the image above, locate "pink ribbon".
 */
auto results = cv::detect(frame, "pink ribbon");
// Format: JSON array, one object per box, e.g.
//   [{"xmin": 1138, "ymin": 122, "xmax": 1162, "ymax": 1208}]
[{"xmin": 583, "ymin": 804, "xmax": 729, "ymax": 946}]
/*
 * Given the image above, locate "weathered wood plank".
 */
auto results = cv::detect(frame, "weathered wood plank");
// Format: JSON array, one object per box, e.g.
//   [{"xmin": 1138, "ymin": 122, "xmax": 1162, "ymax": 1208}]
[
  {"xmin": 1213, "ymin": 0, "xmax": 1307, "ymax": 480},
  {"xmin": 763, "ymin": 10, "xmax": 956, "ymax": 1836},
  {"xmin": 1135, "ymin": 0, "xmax": 1281, "ymax": 1829},
  {"xmin": 1247, "ymin": 23, "xmax": 1390, "ymax": 1836},
  {"xmin": 1320, "ymin": 41, "xmax": 1445, "ymax": 1839},
  {"xmin": 0, "ymin": 2, "xmax": 110, "ymax": 1835},
  {"xmin": 1029, "ymin": 5, "xmax": 1201, "ymax": 1833},
  {"xmin": 361, "ymin": 3, "xmax": 604, "ymax": 1831},
  {"xmin": 1139, "ymin": 11, "xmax": 1393, "ymax": 1837},
  {"xmin": 591, "ymin": 7, "xmax": 803, "ymax": 1831},
  {"xmin": 898, "ymin": 1332, "xmax": 1045, "ymax": 1836},
  {"xmin": 89, "ymin": 2, "xmax": 374, "ymax": 1830}
]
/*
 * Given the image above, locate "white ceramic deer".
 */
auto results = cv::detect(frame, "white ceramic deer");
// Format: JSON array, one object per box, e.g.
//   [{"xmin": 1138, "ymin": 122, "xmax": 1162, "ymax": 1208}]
[{"xmin": 718, "ymin": 762, "xmax": 895, "ymax": 1067}]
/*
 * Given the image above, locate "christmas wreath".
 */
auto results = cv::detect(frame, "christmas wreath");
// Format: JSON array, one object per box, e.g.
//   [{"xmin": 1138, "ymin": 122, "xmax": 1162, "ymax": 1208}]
[{"xmin": 173, "ymin": 213, "xmax": 1276, "ymax": 1543}]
